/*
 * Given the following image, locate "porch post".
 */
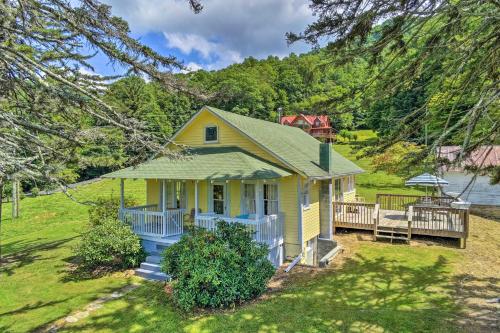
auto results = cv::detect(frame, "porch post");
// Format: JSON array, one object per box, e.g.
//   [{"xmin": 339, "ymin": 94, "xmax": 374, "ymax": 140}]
[
  {"xmin": 162, "ymin": 180, "xmax": 167, "ymax": 237},
  {"xmin": 162, "ymin": 180, "xmax": 167, "ymax": 212},
  {"xmin": 255, "ymin": 181, "xmax": 262, "ymax": 220},
  {"xmin": 194, "ymin": 181, "xmax": 199, "ymax": 217}
]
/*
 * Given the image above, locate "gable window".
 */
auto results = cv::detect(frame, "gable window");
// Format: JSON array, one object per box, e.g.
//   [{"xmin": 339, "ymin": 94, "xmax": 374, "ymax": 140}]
[
  {"xmin": 204, "ymin": 125, "xmax": 218, "ymax": 143},
  {"xmin": 242, "ymin": 183, "xmax": 256, "ymax": 215},
  {"xmin": 302, "ymin": 181, "xmax": 310, "ymax": 209},
  {"xmin": 263, "ymin": 184, "xmax": 279, "ymax": 215},
  {"xmin": 314, "ymin": 119, "xmax": 321, "ymax": 127}
]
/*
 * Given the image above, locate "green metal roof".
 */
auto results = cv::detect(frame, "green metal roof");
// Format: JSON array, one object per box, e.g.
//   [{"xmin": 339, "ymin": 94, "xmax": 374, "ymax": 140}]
[
  {"xmin": 204, "ymin": 106, "xmax": 364, "ymax": 178},
  {"xmin": 102, "ymin": 146, "xmax": 293, "ymax": 180}
]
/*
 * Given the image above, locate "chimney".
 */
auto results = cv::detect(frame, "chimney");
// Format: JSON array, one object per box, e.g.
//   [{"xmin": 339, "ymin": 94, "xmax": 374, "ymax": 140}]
[
  {"xmin": 277, "ymin": 107, "xmax": 282, "ymax": 124},
  {"xmin": 319, "ymin": 142, "xmax": 333, "ymax": 174}
]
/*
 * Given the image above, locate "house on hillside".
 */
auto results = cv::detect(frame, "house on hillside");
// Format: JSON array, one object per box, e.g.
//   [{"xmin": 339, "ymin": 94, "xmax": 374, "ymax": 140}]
[
  {"xmin": 103, "ymin": 106, "xmax": 363, "ymax": 275},
  {"xmin": 438, "ymin": 146, "xmax": 500, "ymax": 206},
  {"xmin": 280, "ymin": 114, "xmax": 335, "ymax": 142}
]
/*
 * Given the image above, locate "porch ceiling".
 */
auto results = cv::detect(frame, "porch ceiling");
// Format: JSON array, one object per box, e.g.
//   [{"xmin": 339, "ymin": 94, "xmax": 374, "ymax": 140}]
[{"xmin": 102, "ymin": 146, "xmax": 293, "ymax": 180}]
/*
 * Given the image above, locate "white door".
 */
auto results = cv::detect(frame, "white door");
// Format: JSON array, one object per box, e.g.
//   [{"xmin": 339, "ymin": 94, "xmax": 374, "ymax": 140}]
[{"xmin": 212, "ymin": 182, "xmax": 227, "ymax": 216}]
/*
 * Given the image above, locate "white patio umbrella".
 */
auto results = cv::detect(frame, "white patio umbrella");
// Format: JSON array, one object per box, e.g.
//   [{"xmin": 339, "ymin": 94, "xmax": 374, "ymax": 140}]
[{"xmin": 405, "ymin": 173, "xmax": 449, "ymax": 197}]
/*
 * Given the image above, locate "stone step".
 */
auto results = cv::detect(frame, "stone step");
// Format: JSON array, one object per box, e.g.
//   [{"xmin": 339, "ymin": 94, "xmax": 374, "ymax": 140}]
[
  {"xmin": 145, "ymin": 255, "xmax": 162, "ymax": 264},
  {"xmin": 135, "ymin": 268, "xmax": 169, "ymax": 281},
  {"xmin": 140, "ymin": 262, "xmax": 161, "ymax": 272}
]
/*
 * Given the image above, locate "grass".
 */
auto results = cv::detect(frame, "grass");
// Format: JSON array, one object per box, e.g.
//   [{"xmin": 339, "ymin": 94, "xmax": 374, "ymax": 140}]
[
  {"xmin": 334, "ymin": 130, "xmax": 424, "ymax": 202},
  {"xmin": 0, "ymin": 179, "xmax": 146, "ymax": 332},
  {"xmin": 58, "ymin": 215, "xmax": 500, "ymax": 333},
  {"xmin": 1, "ymin": 129, "xmax": 498, "ymax": 332},
  {"xmin": 59, "ymin": 244, "xmax": 464, "ymax": 333}
]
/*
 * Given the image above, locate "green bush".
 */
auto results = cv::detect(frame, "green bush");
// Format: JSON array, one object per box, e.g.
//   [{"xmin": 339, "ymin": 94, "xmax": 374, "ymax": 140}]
[
  {"xmin": 162, "ymin": 221, "xmax": 275, "ymax": 311},
  {"xmin": 75, "ymin": 218, "xmax": 145, "ymax": 271},
  {"xmin": 31, "ymin": 187, "xmax": 40, "ymax": 197},
  {"xmin": 88, "ymin": 196, "xmax": 137, "ymax": 226}
]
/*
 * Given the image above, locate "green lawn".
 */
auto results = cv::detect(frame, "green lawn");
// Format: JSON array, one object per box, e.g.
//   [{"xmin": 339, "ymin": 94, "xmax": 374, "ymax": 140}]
[
  {"xmin": 0, "ymin": 179, "xmax": 146, "ymax": 332},
  {"xmin": 334, "ymin": 130, "xmax": 424, "ymax": 202},
  {"xmin": 60, "ymin": 244, "xmax": 462, "ymax": 333}
]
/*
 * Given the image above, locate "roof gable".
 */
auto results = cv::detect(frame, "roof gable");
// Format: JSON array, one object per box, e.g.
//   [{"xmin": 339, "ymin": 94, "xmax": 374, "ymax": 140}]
[{"xmin": 182, "ymin": 106, "xmax": 362, "ymax": 177}]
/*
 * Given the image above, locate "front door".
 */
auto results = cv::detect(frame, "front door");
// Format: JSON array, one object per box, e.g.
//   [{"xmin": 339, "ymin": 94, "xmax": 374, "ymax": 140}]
[{"xmin": 212, "ymin": 183, "xmax": 227, "ymax": 216}]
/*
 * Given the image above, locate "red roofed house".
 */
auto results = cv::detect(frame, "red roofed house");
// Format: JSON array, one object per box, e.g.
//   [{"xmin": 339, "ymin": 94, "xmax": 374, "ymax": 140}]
[
  {"xmin": 438, "ymin": 145, "xmax": 500, "ymax": 206},
  {"xmin": 280, "ymin": 114, "xmax": 335, "ymax": 142}
]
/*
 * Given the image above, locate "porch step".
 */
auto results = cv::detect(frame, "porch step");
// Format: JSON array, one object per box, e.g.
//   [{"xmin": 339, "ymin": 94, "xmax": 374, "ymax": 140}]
[
  {"xmin": 135, "ymin": 268, "xmax": 169, "ymax": 281},
  {"xmin": 145, "ymin": 255, "xmax": 162, "ymax": 264},
  {"xmin": 140, "ymin": 262, "xmax": 161, "ymax": 272}
]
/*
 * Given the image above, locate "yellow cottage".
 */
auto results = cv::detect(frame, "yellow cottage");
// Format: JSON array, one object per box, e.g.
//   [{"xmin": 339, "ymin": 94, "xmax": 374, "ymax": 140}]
[{"xmin": 103, "ymin": 106, "xmax": 363, "ymax": 267}]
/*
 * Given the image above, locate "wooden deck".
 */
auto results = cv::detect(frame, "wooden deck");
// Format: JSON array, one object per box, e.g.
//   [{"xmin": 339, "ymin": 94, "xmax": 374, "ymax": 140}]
[{"xmin": 333, "ymin": 194, "xmax": 469, "ymax": 247}]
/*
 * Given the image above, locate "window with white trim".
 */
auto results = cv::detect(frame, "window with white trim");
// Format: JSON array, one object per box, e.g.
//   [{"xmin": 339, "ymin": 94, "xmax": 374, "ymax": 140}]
[
  {"xmin": 204, "ymin": 125, "xmax": 218, "ymax": 143},
  {"xmin": 263, "ymin": 184, "xmax": 279, "ymax": 215},
  {"xmin": 242, "ymin": 183, "xmax": 256, "ymax": 214},
  {"xmin": 302, "ymin": 181, "xmax": 310, "ymax": 208}
]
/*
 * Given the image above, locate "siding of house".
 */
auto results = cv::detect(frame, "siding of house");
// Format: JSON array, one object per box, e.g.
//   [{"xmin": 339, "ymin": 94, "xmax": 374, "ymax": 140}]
[
  {"xmin": 146, "ymin": 179, "xmax": 160, "ymax": 206},
  {"xmin": 302, "ymin": 180, "xmax": 320, "ymax": 246},
  {"xmin": 173, "ymin": 109, "xmax": 285, "ymax": 167},
  {"xmin": 280, "ymin": 175, "xmax": 300, "ymax": 258}
]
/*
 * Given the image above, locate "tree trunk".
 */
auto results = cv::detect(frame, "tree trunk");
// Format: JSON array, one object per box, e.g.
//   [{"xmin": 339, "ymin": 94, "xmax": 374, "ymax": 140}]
[
  {"xmin": 12, "ymin": 177, "xmax": 19, "ymax": 219},
  {"xmin": 0, "ymin": 179, "xmax": 4, "ymax": 270}
]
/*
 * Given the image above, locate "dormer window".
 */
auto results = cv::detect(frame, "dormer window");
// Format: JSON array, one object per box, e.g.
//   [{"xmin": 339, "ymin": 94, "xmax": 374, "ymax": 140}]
[{"xmin": 205, "ymin": 125, "xmax": 218, "ymax": 143}]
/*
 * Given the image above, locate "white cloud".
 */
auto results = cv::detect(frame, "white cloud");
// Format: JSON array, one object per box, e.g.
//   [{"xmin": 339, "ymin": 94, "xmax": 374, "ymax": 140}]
[
  {"xmin": 164, "ymin": 32, "xmax": 215, "ymax": 59},
  {"xmin": 179, "ymin": 61, "xmax": 204, "ymax": 73},
  {"xmin": 103, "ymin": 0, "xmax": 314, "ymax": 69}
]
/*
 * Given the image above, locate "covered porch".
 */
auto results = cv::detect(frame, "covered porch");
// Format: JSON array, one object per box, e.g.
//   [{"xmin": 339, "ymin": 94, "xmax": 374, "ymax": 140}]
[{"xmin": 107, "ymin": 146, "xmax": 291, "ymax": 249}]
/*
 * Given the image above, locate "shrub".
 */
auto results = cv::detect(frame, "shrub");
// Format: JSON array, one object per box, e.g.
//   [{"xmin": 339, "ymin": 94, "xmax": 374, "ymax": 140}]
[
  {"xmin": 75, "ymin": 218, "xmax": 145, "ymax": 271},
  {"xmin": 162, "ymin": 221, "xmax": 275, "ymax": 311},
  {"xmin": 31, "ymin": 187, "xmax": 40, "ymax": 197},
  {"xmin": 88, "ymin": 196, "xmax": 137, "ymax": 226}
]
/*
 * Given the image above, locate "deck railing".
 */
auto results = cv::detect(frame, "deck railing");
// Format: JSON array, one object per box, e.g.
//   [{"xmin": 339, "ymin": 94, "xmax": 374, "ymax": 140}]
[
  {"xmin": 120, "ymin": 205, "xmax": 184, "ymax": 238},
  {"xmin": 333, "ymin": 202, "xmax": 377, "ymax": 231},
  {"xmin": 411, "ymin": 206, "xmax": 469, "ymax": 236},
  {"xmin": 376, "ymin": 194, "xmax": 454, "ymax": 211},
  {"xmin": 195, "ymin": 213, "xmax": 284, "ymax": 248},
  {"xmin": 333, "ymin": 198, "xmax": 469, "ymax": 244}
]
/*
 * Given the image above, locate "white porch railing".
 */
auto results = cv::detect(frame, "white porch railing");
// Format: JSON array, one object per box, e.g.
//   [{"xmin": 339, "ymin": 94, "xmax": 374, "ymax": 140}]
[
  {"xmin": 119, "ymin": 205, "xmax": 185, "ymax": 238},
  {"xmin": 195, "ymin": 213, "xmax": 284, "ymax": 248}
]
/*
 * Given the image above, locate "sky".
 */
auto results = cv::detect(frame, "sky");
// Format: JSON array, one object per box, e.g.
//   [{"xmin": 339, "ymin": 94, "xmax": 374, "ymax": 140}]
[{"xmin": 89, "ymin": 0, "xmax": 315, "ymax": 75}]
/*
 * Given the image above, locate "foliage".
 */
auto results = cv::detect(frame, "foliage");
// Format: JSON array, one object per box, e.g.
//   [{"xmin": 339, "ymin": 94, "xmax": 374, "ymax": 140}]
[
  {"xmin": 30, "ymin": 187, "xmax": 40, "ymax": 197},
  {"xmin": 0, "ymin": 0, "xmax": 203, "ymax": 190},
  {"xmin": 75, "ymin": 218, "xmax": 145, "ymax": 271},
  {"xmin": 371, "ymin": 142, "xmax": 427, "ymax": 178},
  {"xmin": 288, "ymin": 0, "xmax": 499, "ymax": 183},
  {"xmin": 88, "ymin": 196, "xmax": 137, "ymax": 226},
  {"xmin": 162, "ymin": 221, "xmax": 275, "ymax": 311},
  {"xmin": 338, "ymin": 130, "xmax": 358, "ymax": 142}
]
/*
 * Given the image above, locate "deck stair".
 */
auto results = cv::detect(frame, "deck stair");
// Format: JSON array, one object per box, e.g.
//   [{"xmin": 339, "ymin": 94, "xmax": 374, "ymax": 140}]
[
  {"xmin": 375, "ymin": 226, "xmax": 410, "ymax": 243},
  {"xmin": 373, "ymin": 205, "xmax": 412, "ymax": 244}
]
